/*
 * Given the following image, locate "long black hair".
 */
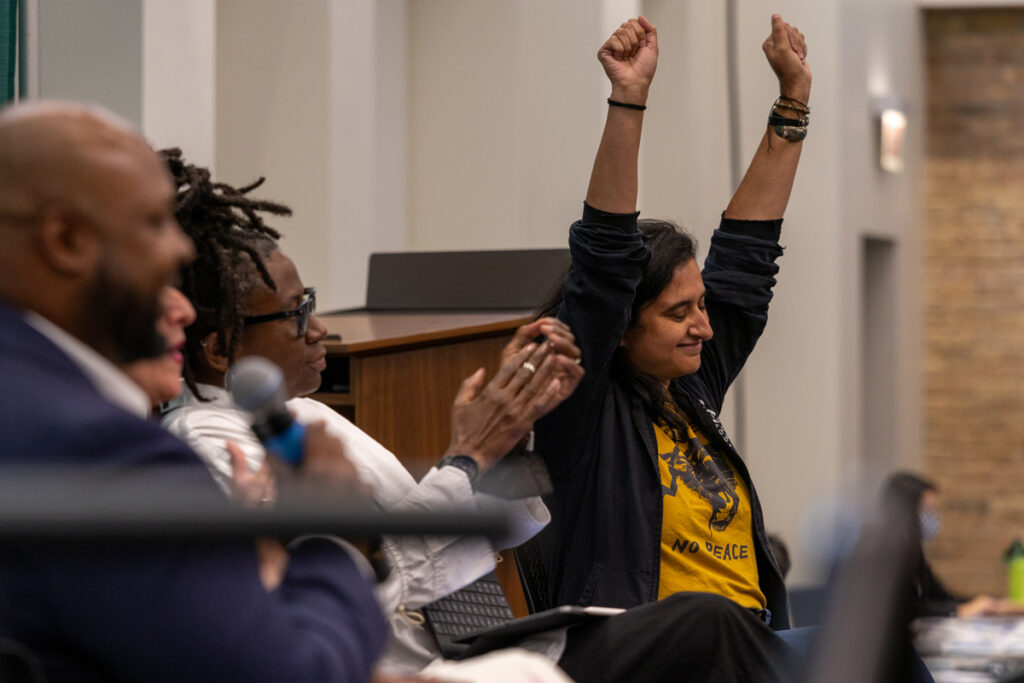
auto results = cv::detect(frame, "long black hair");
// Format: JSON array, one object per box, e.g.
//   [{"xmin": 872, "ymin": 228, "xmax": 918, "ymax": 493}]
[{"xmin": 539, "ymin": 218, "xmax": 699, "ymax": 441}]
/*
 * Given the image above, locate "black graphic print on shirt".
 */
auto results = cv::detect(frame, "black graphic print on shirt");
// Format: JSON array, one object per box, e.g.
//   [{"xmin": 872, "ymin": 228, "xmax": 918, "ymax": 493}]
[{"xmin": 659, "ymin": 434, "xmax": 738, "ymax": 532}]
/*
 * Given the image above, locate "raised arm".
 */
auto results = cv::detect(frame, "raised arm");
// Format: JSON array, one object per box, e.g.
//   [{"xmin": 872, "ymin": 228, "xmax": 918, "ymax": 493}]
[
  {"xmin": 533, "ymin": 18, "xmax": 660, "ymax": 475},
  {"xmin": 585, "ymin": 16, "xmax": 659, "ymax": 213},
  {"xmin": 724, "ymin": 14, "xmax": 811, "ymax": 220}
]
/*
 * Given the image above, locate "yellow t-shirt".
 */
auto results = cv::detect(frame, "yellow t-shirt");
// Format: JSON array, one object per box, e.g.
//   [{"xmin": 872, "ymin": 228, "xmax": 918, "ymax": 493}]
[{"xmin": 655, "ymin": 417, "xmax": 766, "ymax": 609}]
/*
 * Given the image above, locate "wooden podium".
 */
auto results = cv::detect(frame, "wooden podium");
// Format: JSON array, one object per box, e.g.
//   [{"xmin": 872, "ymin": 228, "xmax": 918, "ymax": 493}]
[
  {"xmin": 312, "ymin": 310, "xmax": 533, "ymax": 615},
  {"xmin": 313, "ymin": 311, "xmax": 530, "ymax": 478}
]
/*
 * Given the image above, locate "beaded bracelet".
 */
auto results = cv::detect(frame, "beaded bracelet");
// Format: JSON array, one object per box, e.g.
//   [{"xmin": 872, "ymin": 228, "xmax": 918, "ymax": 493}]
[{"xmin": 768, "ymin": 97, "xmax": 809, "ymax": 142}]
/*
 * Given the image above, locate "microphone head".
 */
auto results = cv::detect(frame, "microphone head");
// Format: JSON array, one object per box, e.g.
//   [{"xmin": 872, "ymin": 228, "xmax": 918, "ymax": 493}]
[
  {"xmin": 226, "ymin": 357, "xmax": 304, "ymax": 465},
  {"xmin": 226, "ymin": 356, "xmax": 286, "ymax": 414}
]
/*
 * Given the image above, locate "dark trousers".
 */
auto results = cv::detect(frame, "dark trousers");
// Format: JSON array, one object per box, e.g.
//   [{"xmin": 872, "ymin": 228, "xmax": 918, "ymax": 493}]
[{"xmin": 556, "ymin": 592, "xmax": 801, "ymax": 683}]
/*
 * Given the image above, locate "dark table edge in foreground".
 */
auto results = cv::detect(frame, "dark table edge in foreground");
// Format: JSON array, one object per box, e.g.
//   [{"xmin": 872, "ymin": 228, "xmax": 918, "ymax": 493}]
[{"xmin": 0, "ymin": 471, "xmax": 508, "ymax": 541}]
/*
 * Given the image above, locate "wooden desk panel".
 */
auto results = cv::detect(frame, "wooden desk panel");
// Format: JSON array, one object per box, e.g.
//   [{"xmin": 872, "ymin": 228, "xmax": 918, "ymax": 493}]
[
  {"xmin": 352, "ymin": 334, "xmax": 517, "ymax": 479},
  {"xmin": 313, "ymin": 311, "xmax": 532, "ymax": 615},
  {"xmin": 316, "ymin": 311, "xmax": 529, "ymax": 477},
  {"xmin": 320, "ymin": 312, "xmax": 530, "ymax": 354}
]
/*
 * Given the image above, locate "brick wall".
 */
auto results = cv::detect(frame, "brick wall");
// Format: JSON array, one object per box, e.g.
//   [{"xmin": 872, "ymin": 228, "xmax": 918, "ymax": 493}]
[{"xmin": 925, "ymin": 9, "xmax": 1024, "ymax": 597}]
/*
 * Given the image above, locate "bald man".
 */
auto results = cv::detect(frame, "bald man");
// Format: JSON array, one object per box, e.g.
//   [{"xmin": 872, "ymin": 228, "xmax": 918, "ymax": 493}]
[{"xmin": 0, "ymin": 102, "xmax": 388, "ymax": 681}]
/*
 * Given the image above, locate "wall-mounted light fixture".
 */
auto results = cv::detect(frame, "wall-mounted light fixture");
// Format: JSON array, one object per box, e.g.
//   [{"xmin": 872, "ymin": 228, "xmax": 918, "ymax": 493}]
[{"xmin": 877, "ymin": 100, "xmax": 907, "ymax": 174}]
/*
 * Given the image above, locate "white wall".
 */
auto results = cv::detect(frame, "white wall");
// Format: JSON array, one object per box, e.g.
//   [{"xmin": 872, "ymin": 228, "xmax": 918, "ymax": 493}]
[
  {"xmin": 640, "ymin": 1, "xmax": 731, "ymax": 238},
  {"xmin": 142, "ymin": 0, "xmax": 215, "ymax": 170},
  {"xmin": 406, "ymin": 0, "xmax": 924, "ymax": 585},
  {"xmin": 35, "ymin": 0, "xmax": 926, "ymax": 587},
  {"xmin": 214, "ymin": 0, "xmax": 407, "ymax": 311},
  {"xmin": 725, "ymin": 0, "xmax": 923, "ymax": 584},
  {"xmin": 326, "ymin": 0, "xmax": 408, "ymax": 310},
  {"xmin": 37, "ymin": 1, "xmax": 216, "ymax": 183},
  {"xmin": 37, "ymin": 0, "xmax": 142, "ymax": 124},
  {"xmin": 729, "ymin": 2, "xmax": 846, "ymax": 586},
  {"xmin": 214, "ymin": 0, "xmax": 332, "ymax": 306},
  {"xmin": 402, "ymin": 0, "xmax": 918, "ymax": 586},
  {"xmin": 407, "ymin": 0, "xmax": 608, "ymax": 250},
  {"xmin": 406, "ymin": 1, "xmax": 852, "ymax": 586},
  {"xmin": 837, "ymin": 0, "xmax": 924, "ymax": 495}
]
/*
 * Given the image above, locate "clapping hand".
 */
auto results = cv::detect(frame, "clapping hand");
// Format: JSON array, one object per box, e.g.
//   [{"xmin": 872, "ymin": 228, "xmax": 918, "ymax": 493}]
[
  {"xmin": 500, "ymin": 317, "xmax": 584, "ymax": 417},
  {"xmin": 447, "ymin": 321, "xmax": 584, "ymax": 472}
]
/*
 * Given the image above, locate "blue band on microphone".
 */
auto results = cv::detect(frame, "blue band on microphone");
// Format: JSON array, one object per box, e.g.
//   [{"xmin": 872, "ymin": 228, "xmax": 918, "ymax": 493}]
[{"xmin": 264, "ymin": 421, "xmax": 306, "ymax": 465}]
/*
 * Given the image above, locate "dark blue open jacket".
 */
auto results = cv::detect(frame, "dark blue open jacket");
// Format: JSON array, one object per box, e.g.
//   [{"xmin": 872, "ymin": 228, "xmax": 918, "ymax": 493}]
[
  {"xmin": 0, "ymin": 303, "xmax": 388, "ymax": 681},
  {"xmin": 533, "ymin": 203, "xmax": 791, "ymax": 630}
]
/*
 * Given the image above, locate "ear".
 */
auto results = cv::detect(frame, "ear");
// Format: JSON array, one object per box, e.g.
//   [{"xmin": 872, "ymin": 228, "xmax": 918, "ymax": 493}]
[
  {"xmin": 619, "ymin": 325, "xmax": 634, "ymax": 349},
  {"xmin": 620, "ymin": 315, "xmax": 643, "ymax": 349},
  {"xmin": 202, "ymin": 331, "xmax": 231, "ymax": 374},
  {"xmin": 33, "ymin": 207, "xmax": 100, "ymax": 276}
]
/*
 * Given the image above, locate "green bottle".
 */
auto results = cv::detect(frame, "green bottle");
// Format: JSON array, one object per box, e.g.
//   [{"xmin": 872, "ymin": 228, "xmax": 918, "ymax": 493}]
[{"xmin": 1005, "ymin": 538, "xmax": 1024, "ymax": 603}]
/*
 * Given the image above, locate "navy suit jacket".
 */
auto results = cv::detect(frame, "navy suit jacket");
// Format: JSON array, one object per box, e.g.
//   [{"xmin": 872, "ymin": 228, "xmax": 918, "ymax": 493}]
[{"xmin": 0, "ymin": 303, "xmax": 387, "ymax": 681}]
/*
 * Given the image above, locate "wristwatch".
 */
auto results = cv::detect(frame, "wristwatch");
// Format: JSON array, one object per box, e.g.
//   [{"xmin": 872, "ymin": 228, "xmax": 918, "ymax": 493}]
[{"xmin": 437, "ymin": 454, "xmax": 480, "ymax": 483}]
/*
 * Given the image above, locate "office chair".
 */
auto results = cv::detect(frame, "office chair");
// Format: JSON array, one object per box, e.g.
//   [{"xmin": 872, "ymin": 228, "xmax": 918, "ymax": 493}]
[
  {"xmin": 804, "ymin": 491, "xmax": 922, "ymax": 682},
  {"xmin": 514, "ymin": 536, "xmax": 552, "ymax": 615}
]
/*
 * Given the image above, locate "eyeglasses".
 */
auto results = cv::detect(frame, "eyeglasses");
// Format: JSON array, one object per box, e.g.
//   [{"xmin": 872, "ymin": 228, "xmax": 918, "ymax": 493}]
[{"xmin": 243, "ymin": 287, "xmax": 317, "ymax": 337}]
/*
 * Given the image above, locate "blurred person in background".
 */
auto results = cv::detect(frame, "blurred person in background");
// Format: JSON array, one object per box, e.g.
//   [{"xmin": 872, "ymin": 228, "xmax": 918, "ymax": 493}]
[
  {"xmin": 886, "ymin": 471, "xmax": 1024, "ymax": 619},
  {"xmin": 767, "ymin": 534, "xmax": 791, "ymax": 580}
]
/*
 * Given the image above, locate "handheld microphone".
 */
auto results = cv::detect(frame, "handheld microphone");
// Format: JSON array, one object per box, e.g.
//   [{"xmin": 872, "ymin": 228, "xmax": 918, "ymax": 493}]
[{"xmin": 226, "ymin": 357, "xmax": 305, "ymax": 465}]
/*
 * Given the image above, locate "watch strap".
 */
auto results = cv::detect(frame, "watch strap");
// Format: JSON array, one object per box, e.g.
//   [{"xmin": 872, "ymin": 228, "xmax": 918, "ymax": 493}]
[{"xmin": 438, "ymin": 454, "xmax": 480, "ymax": 483}]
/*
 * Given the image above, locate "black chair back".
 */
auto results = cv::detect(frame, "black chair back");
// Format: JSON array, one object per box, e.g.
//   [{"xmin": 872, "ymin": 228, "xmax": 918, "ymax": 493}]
[
  {"xmin": 514, "ymin": 536, "xmax": 552, "ymax": 614},
  {"xmin": 363, "ymin": 249, "xmax": 570, "ymax": 311},
  {"xmin": 804, "ymin": 492, "xmax": 921, "ymax": 682}
]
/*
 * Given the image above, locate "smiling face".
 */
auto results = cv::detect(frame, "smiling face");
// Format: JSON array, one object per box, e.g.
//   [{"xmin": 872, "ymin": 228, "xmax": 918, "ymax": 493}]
[
  {"xmin": 620, "ymin": 258, "xmax": 713, "ymax": 384},
  {"xmin": 124, "ymin": 286, "xmax": 196, "ymax": 405},
  {"xmin": 234, "ymin": 250, "xmax": 328, "ymax": 399}
]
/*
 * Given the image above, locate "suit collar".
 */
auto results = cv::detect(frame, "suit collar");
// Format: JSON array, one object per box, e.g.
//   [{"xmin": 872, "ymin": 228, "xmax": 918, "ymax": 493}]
[{"xmin": 3, "ymin": 304, "xmax": 151, "ymax": 418}]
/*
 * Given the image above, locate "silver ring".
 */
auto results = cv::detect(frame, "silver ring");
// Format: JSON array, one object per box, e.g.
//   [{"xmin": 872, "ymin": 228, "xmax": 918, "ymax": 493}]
[{"xmin": 522, "ymin": 361, "xmax": 537, "ymax": 374}]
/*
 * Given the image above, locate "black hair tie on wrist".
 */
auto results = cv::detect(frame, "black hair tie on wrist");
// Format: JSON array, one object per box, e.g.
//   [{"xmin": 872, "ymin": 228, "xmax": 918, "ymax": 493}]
[{"xmin": 607, "ymin": 98, "xmax": 646, "ymax": 111}]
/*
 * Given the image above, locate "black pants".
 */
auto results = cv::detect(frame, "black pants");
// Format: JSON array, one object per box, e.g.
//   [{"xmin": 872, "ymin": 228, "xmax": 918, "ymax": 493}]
[{"xmin": 556, "ymin": 592, "xmax": 801, "ymax": 683}]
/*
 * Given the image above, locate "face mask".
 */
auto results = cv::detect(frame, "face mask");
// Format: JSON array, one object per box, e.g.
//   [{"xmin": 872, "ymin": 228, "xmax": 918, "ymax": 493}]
[{"xmin": 920, "ymin": 510, "xmax": 942, "ymax": 543}]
